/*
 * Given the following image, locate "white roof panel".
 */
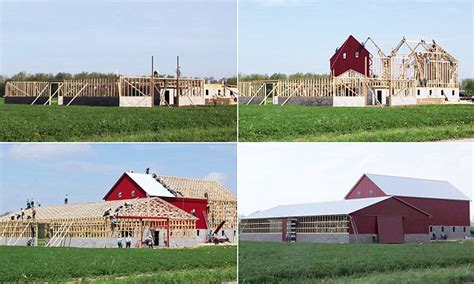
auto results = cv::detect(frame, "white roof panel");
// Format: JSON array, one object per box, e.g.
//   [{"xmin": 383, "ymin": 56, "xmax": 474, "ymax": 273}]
[
  {"xmin": 366, "ymin": 174, "xmax": 470, "ymax": 201},
  {"xmin": 243, "ymin": 196, "xmax": 391, "ymax": 219},
  {"xmin": 126, "ymin": 172, "xmax": 174, "ymax": 197}
]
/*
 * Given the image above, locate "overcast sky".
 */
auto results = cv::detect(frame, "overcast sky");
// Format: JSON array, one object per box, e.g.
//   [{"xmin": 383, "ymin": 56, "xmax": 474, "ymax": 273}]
[
  {"xmin": 0, "ymin": 143, "xmax": 237, "ymax": 213},
  {"xmin": 240, "ymin": 0, "xmax": 473, "ymax": 78},
  {"xmin": 0, "ymin": 0, "xmax": 237, "ymax": 78},
  {"xmin": 238, "ymin": 143, "xmax": 473, "ymax": 220}
]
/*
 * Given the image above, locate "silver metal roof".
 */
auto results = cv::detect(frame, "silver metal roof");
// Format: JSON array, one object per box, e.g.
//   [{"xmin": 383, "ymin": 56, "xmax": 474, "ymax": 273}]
[
  {"xmin": 243, "ymin": 196, "xmax": 392, "ymax": 219},
  {"xmin": 126, "ymin": 172, "xmax": 174, "ymax": 198},
  {"xmin": 365, "ymin": 174, "xmax": 470, "ymax": 201}
]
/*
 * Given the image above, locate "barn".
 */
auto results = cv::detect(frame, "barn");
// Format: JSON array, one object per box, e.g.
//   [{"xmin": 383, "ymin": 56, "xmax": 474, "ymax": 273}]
[
  {"xmin": 0, "ymin": 171, "xmax": 237, "ymax": 248},
  {"xmin": 330, "ymin": 35, "xmax": 371, "ymax": 77},
  {"xmin": 240, "ymin": 174, "xmax": 470, "ymax": 244}
]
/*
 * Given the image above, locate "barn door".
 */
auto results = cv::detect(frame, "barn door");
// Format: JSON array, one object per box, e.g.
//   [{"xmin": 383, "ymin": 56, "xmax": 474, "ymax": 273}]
[{"xmin": 377, "ymin": 216, "xmax": 404, "ymax": 243}]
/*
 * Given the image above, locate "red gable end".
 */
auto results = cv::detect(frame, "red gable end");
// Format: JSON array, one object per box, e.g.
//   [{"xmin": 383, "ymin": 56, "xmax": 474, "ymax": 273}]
[
  {"xmin": 103, "ymin": 173, "xmax": 148, "ymax": 200},
  {"xmin": 344, "ymin": 174, "xmax": 386, "ymax": 199},
  {"xmin": 330, "ymin": 35, "xmax": 371, "ymax": 77}
]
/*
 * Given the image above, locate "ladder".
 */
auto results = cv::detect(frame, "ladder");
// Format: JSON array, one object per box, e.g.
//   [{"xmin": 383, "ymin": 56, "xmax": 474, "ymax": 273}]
[{"xmin": 349, "ymin": 216, "xmax": 360, "ymax": 243}]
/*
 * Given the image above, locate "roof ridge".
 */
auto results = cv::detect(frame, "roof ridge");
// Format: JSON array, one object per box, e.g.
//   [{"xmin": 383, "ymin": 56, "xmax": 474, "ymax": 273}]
[{"xmin": 365, "ymin": 173, "xmax": 449, "ymax": 183}]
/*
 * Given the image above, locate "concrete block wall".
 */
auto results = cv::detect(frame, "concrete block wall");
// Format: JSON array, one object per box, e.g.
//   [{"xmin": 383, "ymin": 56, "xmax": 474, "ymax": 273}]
[
  {"xmin": 430, "ymin": 225, "xmax": 470, "ymax": 240},
  {"xmin": 4, "ymin": 97, "xmax": 49, "ymax": 105},
  {"xmin": 0, "ymin": 237, "xmax": 30, "ymax": 246},
  {"xmin": 176, "ymin": 96, "xmax": 206, "ymax": 106},
  {"xmin": 119, "ymin": 96, "xmax": 152, "ymax": 107},
  {"xmin": 239, "ymin": 96, "xmax": 265, "ymax": 105},
  {"xmin": 333, "ymin": 96, "xmax": 365, "ymax": 107},
  {"xmin": 275, "ymin": 96, "xmax": 333, "ymax": 106},
  {"xmin": 405, "ymin": 234, "xmax": 430, "ymax": 243},
  {"xmin": 297, "ymin": 233, "xmax": 350, "ymax": 243},
  {"xmin": 349, "ymin": 234, "xmax": 378, "ymax": 243},
  {"xmin": 388, "ymin": 96, "xmax": 417, "ymax": 106},
  {"xmin": 62, "ymin": 96, "xmax": 120, "ymax": 106},
  {"xmin": 239, "ymin": 233, "xmax": 282, "ymax": 242},
  {"xmin": 416, "ymin": 87, "xmax": 459, "ymax": 102}
]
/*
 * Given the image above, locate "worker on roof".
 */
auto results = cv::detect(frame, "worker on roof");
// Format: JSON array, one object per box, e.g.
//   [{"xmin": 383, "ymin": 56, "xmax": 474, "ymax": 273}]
[
  {"xmin": 21, "ymin": 208, "xmax": 25, "ymax": 220},
  {"xmin": 64, "ymin": 194, "xmax": 68, "ymax": 205},
  {"xmin": 32, "ymin": 208, "xmax": 36, "ymax": 220}
]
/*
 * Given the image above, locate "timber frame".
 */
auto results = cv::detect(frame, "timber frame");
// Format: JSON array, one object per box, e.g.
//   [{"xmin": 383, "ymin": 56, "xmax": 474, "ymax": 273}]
[
  {"xmin": 0, "ymin": 197, "xmax": 197, "ymax": 248},
  {"xmin": 4, "ymin": 76, "xmax": 205, "ymax": 107},
  {"xmin": 238, "ymin": 37, "xmax": 459, "ymax": 106}
]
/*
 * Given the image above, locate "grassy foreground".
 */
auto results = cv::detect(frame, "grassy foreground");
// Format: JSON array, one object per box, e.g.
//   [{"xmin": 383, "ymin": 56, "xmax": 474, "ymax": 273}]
[
  {"xmin": 239, "ymin": 241, "xmax": 474, "ymax": 283},
  {"xmin": 0, "ymin": 98, "xmax": 236, "ymax": 142},
  {"xmin": 0, "ymin": 245, "xmax": 236, "ymax": 283},
  {"xmin": 239, "ymin": 104, "xmax": 474, "ymax": 141}
]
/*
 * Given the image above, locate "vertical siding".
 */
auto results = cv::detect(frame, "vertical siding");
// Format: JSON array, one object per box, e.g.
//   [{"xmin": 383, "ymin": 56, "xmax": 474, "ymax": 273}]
[
  {"xmin": 161, "ymin": 197, "xmax": 209, "ymax": 230},
  {"xmin": 345, "ymin": 175, "xmax": 386, "ymax": 199},
  {"xmin": 104, "ymin": 174, "xmax": 147, "ymax": 200},
  {"xmin": 330, "ymin": 35, "xmax": 371, "ymax": 77}
]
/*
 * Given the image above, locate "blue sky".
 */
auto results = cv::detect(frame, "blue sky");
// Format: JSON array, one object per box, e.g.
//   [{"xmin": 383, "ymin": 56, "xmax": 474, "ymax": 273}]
[
  {"xmin": 0, "ymin": 143, "xmax": 237, "ymax": 213},
  {"xmin": 0, "ymin": 0, "xmax": 237, "ymax": 78},
  {"xmin": 238, "ymin": 143, "xmax": 473, "ymax": 220},
  {"xmin": 239, "ymin": 0, "xmax": 473, "ymax": 78}
]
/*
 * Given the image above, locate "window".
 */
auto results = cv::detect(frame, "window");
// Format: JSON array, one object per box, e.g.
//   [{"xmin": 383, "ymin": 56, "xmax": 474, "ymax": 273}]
[
  {"xmin": 342, "ymin": 53, "xmax": 347, "ymax": 60},
  {"xmin": 205, "ymin": 90, "xmax": 209, "ymax": 96},
  {"xmin": 441, "ymin": 226, "xmax": 444, "ymax": 232},
  {"xmin": 464, "ymin": 227, "xmax": 466, "ymax": 233},
  {"xmin": 417, "ymin": 89, "xmax": 420, "ymax": 96},
  {"xmin": 355, "ymin": 52, "xmax": 359, "ymax": 58},
  {"xmin": 441, "ymin": 90, "xmax": 445, "ymax": 96},
  {"xmin": 369, "ymin": 189, "xmax": 374, "ymax": 195},
  {"xmin": 118, "ymin": 192, "xmax": 122, "ymax": 198},
  {"xmin": 222, "ymin": 231, "xmax": 225, "ymax": 236},
  {"xmin": 429, "ymin": 90, "xmax": 433, "ymax": 96},
  {"xmin": 430, "ymin": 226, "xmax": 433, "ymax": 232},
  {"xmin": 453, "ymin": 227, "xmax": 455, "ymax": 232},
  {"xmin": 452, "ymin": 90, "xmax": 455, "ymax": 96},
  {"xmin": 131, "ymin": 190, "xmax": 136, "ymax": 197},
  {"xmin": 197, "ymin": 230, "xmax": 200, "ymax": 236},
  {"xmin": 357, "ymin": 191, "xmax": 361, "ymax": 196}
]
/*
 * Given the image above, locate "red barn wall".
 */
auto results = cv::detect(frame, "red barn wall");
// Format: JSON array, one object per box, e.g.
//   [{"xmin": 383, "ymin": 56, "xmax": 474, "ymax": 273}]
[
  {"xmin": 161, "ymin": 197, "xmax": 209, "ymax": 230},
  {"xmin": 345, "ymin": 175, "xmax": 386, "ymax": 199},
  {"xmin": 104, "ymin": 174, "xmax": 147, "ymax": 201},
  {"xmin": 330, "ymin": 35, "xmax": 371, "ymax": 77},
  {"xmin": 350, "ymin": 198, "xmax": 430, "ymax": 234},
  {"xmin": 396, "ymin": 197, "xmax": 470, "ymax": 226}
]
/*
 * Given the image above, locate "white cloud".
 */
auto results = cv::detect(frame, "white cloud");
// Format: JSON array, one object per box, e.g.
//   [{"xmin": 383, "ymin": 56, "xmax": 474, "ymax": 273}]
[
  {"xmin": 5, "ymin": 144, "xmax": 93, "ymax": 160},
  {"xmin": 204, "ymin": 172, "xmax": 228, "ymax": 185}
]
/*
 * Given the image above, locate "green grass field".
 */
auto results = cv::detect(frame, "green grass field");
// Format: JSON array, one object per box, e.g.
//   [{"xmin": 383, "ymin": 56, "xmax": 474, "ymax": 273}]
[
  {"xmin": 239, "ymin": 104, "xmax": 474, "ymax": 141},
  {"xmin": 0, "ymin": 245, "xmax": 236, "ymax": 283},
  {"xmin": 0, "ymin": 98, "xmax": 236, "ymax": 142},
  {"xmin": 239, "ymin": 241, "xmax": 474, "ymax": 283}
]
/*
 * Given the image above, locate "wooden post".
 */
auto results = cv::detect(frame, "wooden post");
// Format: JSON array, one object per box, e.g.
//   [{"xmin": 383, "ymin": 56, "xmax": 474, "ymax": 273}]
[{"xmin": 167, "ymin": 218, "xmax": 170, "ymax": 248}]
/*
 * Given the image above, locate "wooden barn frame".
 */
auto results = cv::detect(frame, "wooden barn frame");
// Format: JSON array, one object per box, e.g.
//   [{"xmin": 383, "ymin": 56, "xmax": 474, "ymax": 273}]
[
  {"xmin": 0, "ymin": 197, "xmax": 197, "ymax": 248},
  {"xmin": 239, "ymin": 37, "xmax": 459, "ymax": 106},
  {"xmin": 4, "ymin": 76, "xmax": 205, "ymax": 107}
]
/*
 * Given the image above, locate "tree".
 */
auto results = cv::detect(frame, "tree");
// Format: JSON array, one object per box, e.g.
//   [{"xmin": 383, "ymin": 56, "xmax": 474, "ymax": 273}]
[{"xmin": 462, "ymin": 78, "xmax": 474, "ymax": 96}]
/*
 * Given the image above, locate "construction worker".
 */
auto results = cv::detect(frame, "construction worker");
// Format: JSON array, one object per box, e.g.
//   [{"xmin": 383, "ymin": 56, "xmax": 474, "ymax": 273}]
[
  {"xmin": 126, "ymin": 236, "xmax": 132, "ymax": 248},
  {"xmin": 21, "ymin": 208, "xmax": 25, "ymax": 220},
  {"xmin": 32, "ymin": 208, "xmax": 36, "ymax": 220},
  {"xmin": 117, "ymin": 236, "xmax": 123, "ymax": 248},
  {"xmin": 30, "ymin": 198, "xmax": 34, "ymax": 208},
  {"xmin": 26, "ymin": 199, "xmax": 31, "ymax": 209},
  {"xmin": 64, "ymin": 194, "xmax": 68, "ymax": 205}
]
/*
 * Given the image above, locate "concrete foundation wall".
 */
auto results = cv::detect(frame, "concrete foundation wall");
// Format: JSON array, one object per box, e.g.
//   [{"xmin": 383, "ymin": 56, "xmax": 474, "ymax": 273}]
[
  {"xmin": 239, "ymin": 96, "xmax": 265, "ymax": 105},
  {"xmin": 276, "ymin": 96, "xmax": 333, "ymax": 106},
  {"xmin": 177, "ymin": 96, "xmax": 205, "ymax": 106},
  {"xmin": 333, "ymin": 96, "xmax": 365, "ymax": 107},
  {"xmin": 4, "ymin": 97, "xmax": 49, "ymax": 105},
  {"xmin": 119, "ymin": 96, "xmax": 152, "ymax": 107},
  {"xmin": 405, "ymin": 234, "xmax": 430, "ymax": 243},
  {"xmin": 297, "ymin": 233, "xmax": 350, "ymax": 243},
  {"xmin": 63, "ymin": 96, "xmax": 119, "ymax": 106},
  {"xmin": 0, "ymin": 237, "xmax": 30, "ymax": 246},
  {"xmin": 416, "ymin": 87, "xmax": 459, "ymax": 102},
  {"xmin": 430, "ymin": 225, "xmax": 470, "ymax": 239},
  {"xmin": 349, "ymin": 234, "xmax": 378, "ymax": 243},
  {"xmin": 239, "ymin": 233, "xmax": 282, "ymax": 242},
  {"xmin": 388, "ymin": 96, "xmax": 417, "ymax": 106}
]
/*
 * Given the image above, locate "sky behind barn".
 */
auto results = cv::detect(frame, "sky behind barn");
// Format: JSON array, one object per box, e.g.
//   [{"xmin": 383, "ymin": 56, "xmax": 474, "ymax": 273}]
[
  {"xmin": 0, "ymin": 143, "xmax": 237, "ymax": 214},
  {"xmin": 238, "ymin": 143, "xmax": 473, "ymax": 220},
  {"xmin": 240, "ymin": 0, "xmax": 473, "ymax": 78},
  {"xmin": 0, "ymin": 0, "xmax": 236, "ymax": 78}
]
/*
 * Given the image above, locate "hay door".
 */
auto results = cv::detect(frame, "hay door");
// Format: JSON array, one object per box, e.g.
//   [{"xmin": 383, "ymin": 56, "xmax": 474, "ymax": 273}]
[{"xmin": 377, "ymin": 216, "xmax": 404, "ymax": 243}]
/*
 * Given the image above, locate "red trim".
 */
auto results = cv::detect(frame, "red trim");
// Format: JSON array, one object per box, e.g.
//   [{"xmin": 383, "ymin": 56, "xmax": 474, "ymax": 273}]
[{"xmin": 103, "ymin": 172, "xmax": 148, "ymax": 200}]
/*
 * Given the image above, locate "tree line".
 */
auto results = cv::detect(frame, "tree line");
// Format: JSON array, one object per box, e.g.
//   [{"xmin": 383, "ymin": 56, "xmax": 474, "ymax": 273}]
[{"xmin": 0, "ymin": 72, "xmax": 238, "ymax": 97}]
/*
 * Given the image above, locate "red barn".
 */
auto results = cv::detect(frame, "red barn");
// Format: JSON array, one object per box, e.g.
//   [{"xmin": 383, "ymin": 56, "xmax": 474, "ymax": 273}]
[
  {"xmin": 103, "ymin": 172, "xmax": 209, "ymax": 230},
  {"xmin": 240, "ymin": 174, "xmax": 470, "ymax": 244},
  {"xmin": 345, "ymin": 174, "xmax": 471, "ymax": 239},
  {"xmin": 330, "ymin": 35, "xmax": 371, "ymax": 77}
]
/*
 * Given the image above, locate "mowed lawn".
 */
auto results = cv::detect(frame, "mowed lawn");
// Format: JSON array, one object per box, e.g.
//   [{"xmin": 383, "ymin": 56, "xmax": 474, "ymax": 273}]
[
  {"xmin": 0, "ymin": 245, "xmax": 236, "ymax": 283},
  {"xmin": 0, "ymin": 99, "xmax": 236, "ymax": 142},
  {"xmin": 239, "ymin": 104, "xmax": 474, "ymax": 141},
  {"xmin": 239, "ymin": 241, "xmax": 474, "ymax": 283}
]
